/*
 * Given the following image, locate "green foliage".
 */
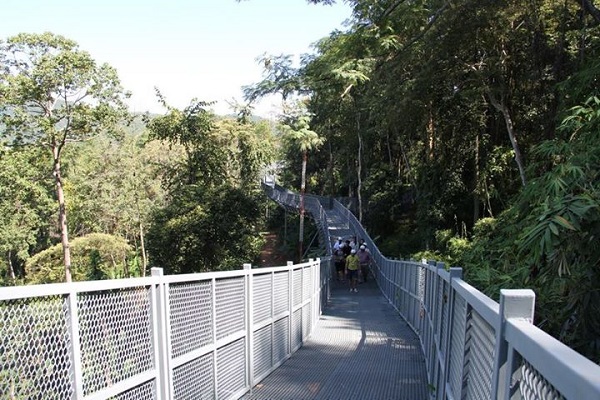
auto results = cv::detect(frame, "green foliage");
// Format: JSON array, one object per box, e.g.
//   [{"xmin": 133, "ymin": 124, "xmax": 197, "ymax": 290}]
[
  {"xmin": 144, "ymin": 98, "xmax": 274, "ymax": 273},
  {"xmin": 63, "ymin": 127, "xmax": 169, "ymax": 242},
  {"xmin": 0, "ymin": 147, "xmax": 54, "ymax": 283},
  {"xmin": 452, "ymin": 97, "xmax": 600, "ymax": 362},
  {"xmin": 0, "ymin": 32, "xmax": 130, "ymax": 147},
  {"xmin": 25, "ymin": 233, "xmax": 135, "ymax": 284},
  {"xmin": 514, "ymin": 97, "xmax": 600, "ymax": 360},
  {"xmin": 146, "ymin": 186, "xmax": 264, "ymax": 273},
  {"xmin": 281, "ymin": 114, "xmax": 324, "ymax": 154}
]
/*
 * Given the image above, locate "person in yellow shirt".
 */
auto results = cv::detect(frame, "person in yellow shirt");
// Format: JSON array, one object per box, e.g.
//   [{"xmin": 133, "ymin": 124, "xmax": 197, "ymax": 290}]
[{"xmin": 345, "ymin": 249, "xmax": 359, "ymax": 293}]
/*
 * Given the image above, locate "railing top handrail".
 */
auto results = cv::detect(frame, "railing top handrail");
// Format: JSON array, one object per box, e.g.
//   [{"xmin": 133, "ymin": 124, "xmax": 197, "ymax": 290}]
[
  {"xmin": 452, "ymin": 276, "xmax": 500, "ymax": 325},
  {"xmin": 0, "ymin": 258, "xmax": 325, "ymax": 301},
  {"xmin": 0, "ymin": 275, "xmax": 159, "ymax": 300}
]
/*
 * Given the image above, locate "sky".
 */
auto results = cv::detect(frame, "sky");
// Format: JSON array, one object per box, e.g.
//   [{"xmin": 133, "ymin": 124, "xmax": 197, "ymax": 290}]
[{"xmin": 1, "ymin": 0, "xmax": 352, "ymax": 117}]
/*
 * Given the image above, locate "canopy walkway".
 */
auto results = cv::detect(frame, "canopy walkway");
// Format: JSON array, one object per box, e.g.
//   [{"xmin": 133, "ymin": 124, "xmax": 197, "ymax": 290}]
[
  {"xmin": 259, "ymin": 180, "xmax": 600, "ymax": 400},
  {"xmin": 0, "ymin": 182, "xmax": 599, "ymax": 400}
]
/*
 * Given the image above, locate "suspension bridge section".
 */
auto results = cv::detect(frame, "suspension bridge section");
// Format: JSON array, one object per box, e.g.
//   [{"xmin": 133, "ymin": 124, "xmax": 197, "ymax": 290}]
[
  {"xmin": 0, "ymin": 182, "xmax": 599, "ymax": 399},
  {"xmin": 260, "ymin": 181, "xmax": 600, "ymax": 400}
]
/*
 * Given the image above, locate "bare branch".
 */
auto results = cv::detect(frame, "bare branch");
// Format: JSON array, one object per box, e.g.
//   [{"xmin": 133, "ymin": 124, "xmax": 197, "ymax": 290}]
[{"xmin": 575, "ymin": 0, "xmax": 600, "ymax": 25}]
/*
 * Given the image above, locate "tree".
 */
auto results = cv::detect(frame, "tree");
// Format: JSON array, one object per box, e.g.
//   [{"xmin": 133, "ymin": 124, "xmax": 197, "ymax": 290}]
[
  {"xmin": 281, "ymin": 112, "xmax": 324, "ymax": 261},
  {"xmin": 64, "ymin": 127, "xmax": 170, "ymax": 276},
  {"xmin": 0, "ymin": 32, "xmax": 130, "ymax": 282},
  {"xmin": 145, "ymin": 96, "xmax": 274, "ymax": 273}
]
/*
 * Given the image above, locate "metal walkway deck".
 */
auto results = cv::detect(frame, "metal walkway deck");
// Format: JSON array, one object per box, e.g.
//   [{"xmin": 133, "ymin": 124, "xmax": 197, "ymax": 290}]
[{"xmin": 243, "ymin": 279, "xmax": 429, "ymax": 400}]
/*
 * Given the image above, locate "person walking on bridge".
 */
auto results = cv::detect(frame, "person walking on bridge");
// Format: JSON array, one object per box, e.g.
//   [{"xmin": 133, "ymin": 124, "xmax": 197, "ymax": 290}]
[
  {"xmin": 345, "ymin": 249, "xmax": 359, "ymax": 292},
  {"xmin": 334, "ymin": 248, "xmax": 345, "ymax": 281},
  {"xmin": 357, "ymin": 245, "xmax": 371, "ymax": 283},
  {"xmin": 333, "ymin": 237, "xmax": 344, "ymax": 251}
]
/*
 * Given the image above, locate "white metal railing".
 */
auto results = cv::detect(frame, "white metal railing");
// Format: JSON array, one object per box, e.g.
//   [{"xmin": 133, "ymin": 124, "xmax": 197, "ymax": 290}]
[
  {"xmin": 0, "ymin": 258, "xmax": 331, "ymax": 400},
  {"xmin": 329, "ymin": 197, "xmax": 600, "ymax": 400}
]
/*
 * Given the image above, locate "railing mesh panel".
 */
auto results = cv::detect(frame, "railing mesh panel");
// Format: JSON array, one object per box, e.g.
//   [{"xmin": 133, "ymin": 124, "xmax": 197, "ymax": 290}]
[
  {"xmin": 169, "ymin": 280, "xmax": 213, "ymax": 358},
  {"xmin": 292, "ymin": 308, "xmax": 302, "ymax": 350},
  {"xmin": 253, "ymin": 274, "xmax": 272, "ymax": 324},
  {"xmin": 436, "ymin": 278, "xmax": 444, "ymax": 334},
  {"xmin": 439, "ymin": 280, "xmax": 448, "ymax": 356},
  {"xmin": 293, "ymin": 269, "xmax": 303, "ymax": 306},
  {"xmin": 303, "ymin": 267, "xmax": 311, "ymax": 301},
  {"xmin": 273, "ymin": 316, "xmax": 289, "ymax": 364},
  {"xmin": 448, "ymin": 293, "xmax": 467, "ymax": 398},
  {"xmin": 173, "ymin": 352, "xmax": 214, "ymax": 400},
  {"xmin": 464, "ymin": 309, "xmax": 495, "ymax": 400},
  {"xmin": 253, "ymin": 324, "xmax": 272, "ymax": 378},
  {"xmin": 109, "ymin": 380, "xmax": 155, "ymax": 400},
  {"xmin": 520, "ymin": 359, "xmax": 565, "ymax": 400},
  {"xmin": 215, "ymin": 277, "xmax": 245, "ymax": 341},
  {"xmin": 0, "ymin": 296, "xmax": 73, "ymax": 400},
  {"xmin": 78, "ymin": 287, "xmax": 153, "ymax": 396},
  {"xmin": 216, "ymin": 338, "xmax": 246, "ymax": 399},
  {"xmin": 302, "ymin": 303, "xmax": 311, "ymax": 339},
  {"xmin": 273, "ymin": 272, "xmax": 289, "ymax": 316}
]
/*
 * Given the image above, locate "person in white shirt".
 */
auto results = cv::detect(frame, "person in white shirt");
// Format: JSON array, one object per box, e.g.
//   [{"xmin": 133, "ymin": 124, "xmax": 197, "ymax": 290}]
[{"xmin": 333, "ymin": 237, "xmax": 344, "ymax": 251}]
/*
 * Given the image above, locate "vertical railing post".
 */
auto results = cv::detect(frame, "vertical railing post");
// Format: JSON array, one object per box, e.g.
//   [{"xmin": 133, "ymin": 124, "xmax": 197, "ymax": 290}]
[
  {"xmin": 434, "ymin": 262, "xmax": 445, "ymax": 400},
  {"xmin": 270, "ymin": 269, "xmax": 276, "ymax": 369},
  {"xmin": 66, "ymin": 285, "xmax": 84, "ymax": 399},
  {"xmin": 287, "ymin": 261, "xmax": 294, "ymax": 355},
  {"xmin": 243, "ymin": 263, "xmax": 253, "ymax": 391},
  {"xmin": 211, "ymin": 276, "xmax": 219, "ymax": 398},
  {"xmin": 151, "ymin": 267, "xmax": 172, "ymax": 400},
  {"xmin": 316, "ymin": 258, "xmax": 321, "ymax": 328},
  {"xmin": 313, "ymin": 259, "xmax": 318, "ymax": 330},
  {"xmin": 493, "ymin": 289, "xmax": 535, "ymax": 399},
  {"xmin": 440, "ymin": 267, "xmax": 462, "ymax": 400}
]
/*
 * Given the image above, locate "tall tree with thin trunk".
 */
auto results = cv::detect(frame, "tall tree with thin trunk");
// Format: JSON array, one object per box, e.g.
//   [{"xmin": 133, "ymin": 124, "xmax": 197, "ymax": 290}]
[
  {"xmin": 281, "ymin": 114, "xmax": 324, "ymax": 261},
  {"xmin": 0, "ymin": 32, "xmax": 129, "ymax": 282}
]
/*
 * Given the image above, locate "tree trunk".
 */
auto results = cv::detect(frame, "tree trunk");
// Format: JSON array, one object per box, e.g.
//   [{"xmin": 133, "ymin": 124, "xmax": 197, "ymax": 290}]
[
  {"xmin": 473, "ymin": 131, "xmax": 480, "ymax": 224},
  {"xmin": 7, "ymin": 250, "xmax": 16, "ymax": 282},
  {"xmin": 135, "ymin": 193, "xmax": 148, "ymax": 277},
  {"xmin": 427, "ymin": 101, "xmax": 435, "ymax": 160},
  {"xmin": 386, "ymin": 131, "xmax": 393, "ymax": 170},
  {"xmin": 576, "ymin": 0, "xmax": 600, "ymax": 25},
  {"xmin": 139, "ymin": 220, "xmax": 147, "ymax": 277},
  {"xmin": 356, "ymin": 113, "xmax": 363, "ymax": 223},
  {"xmin": 299, "ymin": 151, "xmax": 307, "ymax": 262},
  {"xmin": 328, "ymin": 140, "xmax": 334, "ymax": 198},
  {"xmin": 487, "ymin": 91, "xmax": 527, "ymax": 186},
  {"xmin": 53, "ymin": 145, "xmax": 72, "ymax": 282}
]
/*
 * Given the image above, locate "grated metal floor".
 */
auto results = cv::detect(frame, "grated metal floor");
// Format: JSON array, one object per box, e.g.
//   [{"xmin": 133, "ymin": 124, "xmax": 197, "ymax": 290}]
[{"xmin": 242, "ymin": 279, "xmax": 430, "ymax": 400}]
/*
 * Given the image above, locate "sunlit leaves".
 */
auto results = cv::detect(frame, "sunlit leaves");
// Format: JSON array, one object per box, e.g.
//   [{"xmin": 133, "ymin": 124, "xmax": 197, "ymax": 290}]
[
  {"xmin": 281, "ymin": 114, "xmax": 324, "ymax": 154},
  {"xmin": 0, "ymin": 32, "xmax": 129, "ymax": 147}
]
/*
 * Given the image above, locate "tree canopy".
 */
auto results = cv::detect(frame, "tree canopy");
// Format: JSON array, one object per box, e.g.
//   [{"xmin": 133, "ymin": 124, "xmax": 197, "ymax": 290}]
[{"xmin": 243, "ymin": 0, "xmax": 600, "ymax": 362}]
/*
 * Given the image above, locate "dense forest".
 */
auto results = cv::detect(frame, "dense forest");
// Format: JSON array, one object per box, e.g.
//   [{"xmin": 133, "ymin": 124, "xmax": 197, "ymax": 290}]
[
  {"xmin": 0, "ymin": 33, "xmax": 278, "ymax": 284},
  {"xmin": 245, "ymin": 0, "xmax": 600, "ymax": 363},
  {"xmin": 1, "ymin": 0, "xmax": 599, "ymax": 363}
]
